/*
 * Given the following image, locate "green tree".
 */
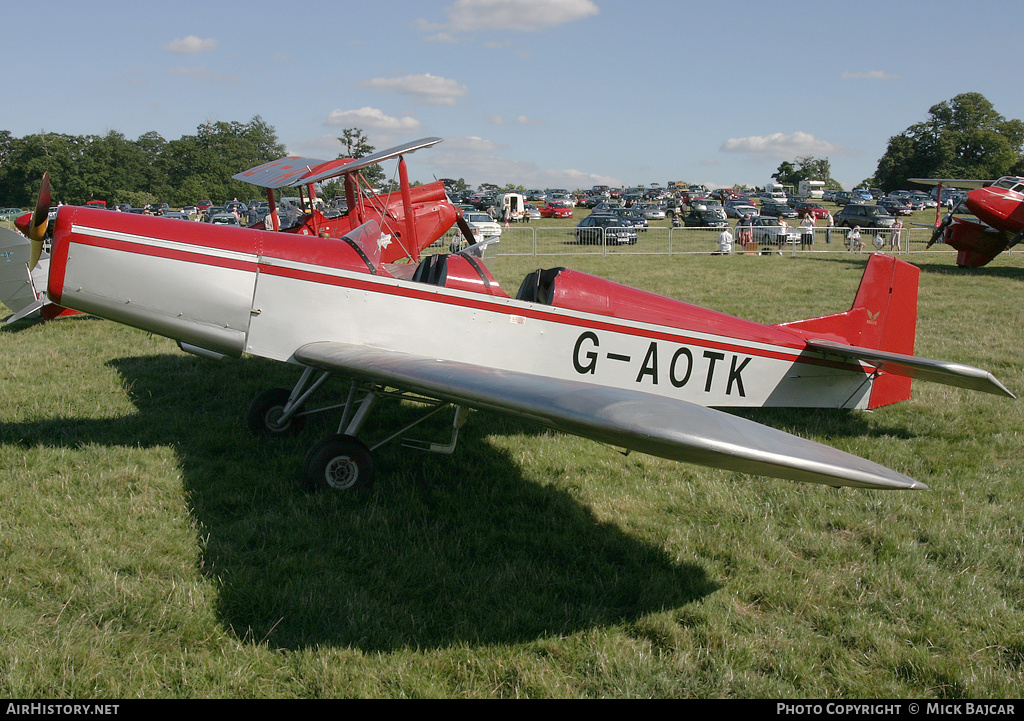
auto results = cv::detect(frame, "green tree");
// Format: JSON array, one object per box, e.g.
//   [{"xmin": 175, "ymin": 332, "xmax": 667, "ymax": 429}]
[
  {"xmin": 772, "ymin": 156, "xmax": 841, "ymax": 190},
  {"xmin": 337, "ymin": 128, "xmax": 385, "ymax": 190},
  {"xmin": 871, "ymin": 93, "xmax": 1024, "ymax": 191}
]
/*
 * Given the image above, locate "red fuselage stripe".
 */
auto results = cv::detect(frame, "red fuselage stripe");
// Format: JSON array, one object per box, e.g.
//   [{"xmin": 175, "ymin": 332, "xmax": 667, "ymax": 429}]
[{"xmin": 61, "ymin": 227, "xmax": 861, "ymax": 372}]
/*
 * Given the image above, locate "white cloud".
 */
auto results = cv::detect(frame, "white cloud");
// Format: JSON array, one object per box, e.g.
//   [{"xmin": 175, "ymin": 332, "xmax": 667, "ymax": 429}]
[
  {"xmin": 719, "ymin": 132, "xmax": 851, "ymax": 159},
  {"xmin": 417, "ymin": 0, "xmax": 599, "ymax": 37},
  {"xmin": 166, "ymin": 35, "xmax": 217, "ymax": 55},
  {"xmin": 324, "ymin": 107, "xmax": 423, "ymax": 132},
  {"xmin": 357, "ymin": 73, "xmax": 468, "ymax": 106},
  {"xmin": 842, "ymin": 70, "xmax": 900, "ymax": 81}
]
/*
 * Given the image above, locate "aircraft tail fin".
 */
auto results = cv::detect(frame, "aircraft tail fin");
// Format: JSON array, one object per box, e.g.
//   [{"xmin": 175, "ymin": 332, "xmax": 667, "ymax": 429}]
[{"xmin": 777, "ymin": 254, "xmax": 919, "ymax": 407}]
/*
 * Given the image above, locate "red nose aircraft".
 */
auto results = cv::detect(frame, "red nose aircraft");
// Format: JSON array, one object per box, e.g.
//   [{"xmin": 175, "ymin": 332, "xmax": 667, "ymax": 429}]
[{"xmin": 911, "ymin": 176, "xmax": 1024, "ymax": 267}]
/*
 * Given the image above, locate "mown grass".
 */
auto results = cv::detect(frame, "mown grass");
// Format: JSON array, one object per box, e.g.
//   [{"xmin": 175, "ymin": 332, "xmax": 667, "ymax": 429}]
[{"xmin": 1, "ymin": 249, "xmax": 1022, "ymax": 698}]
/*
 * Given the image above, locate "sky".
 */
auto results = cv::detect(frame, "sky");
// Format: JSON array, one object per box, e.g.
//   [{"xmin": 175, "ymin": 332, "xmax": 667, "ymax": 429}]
[{"xmin": 3, "ymin": 0, "xmax": 1022, "ymax": 193}]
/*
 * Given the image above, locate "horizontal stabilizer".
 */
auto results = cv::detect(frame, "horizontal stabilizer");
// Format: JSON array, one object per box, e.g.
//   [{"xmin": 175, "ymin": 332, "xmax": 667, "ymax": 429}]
[
  {"xmin": 295, "ymin": 342, "xmax": 929, "ymax": 490},
  {"xmin": 807, "ymin": 339, "xmax": 1014, "ymax": 398}
]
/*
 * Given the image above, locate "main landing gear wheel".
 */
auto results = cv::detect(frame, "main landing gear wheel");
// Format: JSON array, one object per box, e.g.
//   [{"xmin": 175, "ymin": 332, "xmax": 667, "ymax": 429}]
[
  {"xmin": 302, "ymin": 434, "xmax": 375, "ymax": 492},
  {"xmin": 246, "ymin": 388, "xmax": 306, "ymax": 436}
]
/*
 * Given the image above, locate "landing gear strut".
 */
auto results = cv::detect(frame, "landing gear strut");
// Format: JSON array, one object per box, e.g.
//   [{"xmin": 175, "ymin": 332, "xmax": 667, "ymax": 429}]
[{"xmin": 246, "ymin": 368, "xmax": 468, "ymax": 492}]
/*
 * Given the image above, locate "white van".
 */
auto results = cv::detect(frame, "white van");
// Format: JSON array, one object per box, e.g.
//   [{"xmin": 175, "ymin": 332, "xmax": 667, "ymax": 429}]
[
  {"xmin": 495, "ymin": 192, "xmax": 525, "ymax": 221},
  {"xmin": 798, "ymin": 180, "xmax": 825, "ymax": 199}
]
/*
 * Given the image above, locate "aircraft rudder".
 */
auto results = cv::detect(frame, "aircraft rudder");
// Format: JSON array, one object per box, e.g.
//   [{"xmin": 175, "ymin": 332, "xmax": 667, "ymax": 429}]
[
  {"xmin": 777, "ymin": 254, "xmax": 919, "ymax": 407},
  {"xmin": 853, "ymin": 254, "xmax": 918, "ymax": 406}
]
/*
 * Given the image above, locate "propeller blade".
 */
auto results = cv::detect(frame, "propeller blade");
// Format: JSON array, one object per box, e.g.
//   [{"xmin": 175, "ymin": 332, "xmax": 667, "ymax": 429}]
[
  {"xmin": 455, "ymin": 213, "xmax": 477, "ymax": 246},
  {"xmin": 927, "ymin": 213, "xmax": 952, "ymax": 248},
  {"xmin": 27, "ymin": 173, "xmax": 51, "ymax": 269}
]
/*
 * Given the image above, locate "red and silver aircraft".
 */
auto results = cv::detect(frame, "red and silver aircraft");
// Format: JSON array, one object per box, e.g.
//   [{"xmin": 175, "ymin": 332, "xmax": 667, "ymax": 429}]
[
  {"xmin": 21, "ymin": 139, "xmax": 1016, "ymax": 493},
  {"xmin": 910, "ymin": 176, "xmax": 1024, "ymax": 267},
  {"xmin": 232, "ymin": 137, "xmax": 465, "ymax": 264}
]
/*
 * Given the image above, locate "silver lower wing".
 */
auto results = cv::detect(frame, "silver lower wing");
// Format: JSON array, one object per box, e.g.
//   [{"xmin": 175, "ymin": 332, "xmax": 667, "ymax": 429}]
[
  {"xmin": 294, "ymin": 342, "xmax": 927, "ymax": 490},
  {"xmin": 807, "ymin": 339, "xmax": 1014, "ymax": 398}
]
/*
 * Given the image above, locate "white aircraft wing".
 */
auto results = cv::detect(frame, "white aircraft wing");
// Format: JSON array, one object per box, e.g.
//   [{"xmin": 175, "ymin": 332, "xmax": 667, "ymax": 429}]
[
  {"xmin": 293, "ymin": 341, "xmax": 927, "ymax": 491},
  {"xmin": 909, "ymin": 178, "xmax": 992, "ymax": 190},
  {"xmin": 806, "ymin": 339, "xmax": 1014, "ymax": 398}
]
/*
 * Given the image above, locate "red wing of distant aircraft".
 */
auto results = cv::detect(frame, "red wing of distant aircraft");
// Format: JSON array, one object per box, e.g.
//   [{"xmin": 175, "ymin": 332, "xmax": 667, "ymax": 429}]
[
  {"xmin": 910, "ymin": 176, "xmax": 1024, "ymax": 267},
  {"xmin": 37, "ymin": 137, "xmax": 1013, "ymax": 494}
]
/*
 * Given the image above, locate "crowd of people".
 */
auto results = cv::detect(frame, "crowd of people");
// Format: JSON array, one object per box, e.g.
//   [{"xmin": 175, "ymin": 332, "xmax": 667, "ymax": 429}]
[{"xmin": 715, "ymin": 211, "xmax": 905, "ymax": 255}]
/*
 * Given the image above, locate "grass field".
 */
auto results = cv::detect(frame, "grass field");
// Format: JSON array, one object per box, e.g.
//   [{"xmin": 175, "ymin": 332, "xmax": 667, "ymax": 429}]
[{"xmin": 1, "ymin": 248, "xmax": 1022, "ymax": 698}]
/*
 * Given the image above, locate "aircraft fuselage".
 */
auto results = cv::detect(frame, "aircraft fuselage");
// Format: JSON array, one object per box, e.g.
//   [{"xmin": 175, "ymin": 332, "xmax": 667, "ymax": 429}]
[{"xmin": 47, "ymin": 207, "xmax": 881, "ymax": 413}]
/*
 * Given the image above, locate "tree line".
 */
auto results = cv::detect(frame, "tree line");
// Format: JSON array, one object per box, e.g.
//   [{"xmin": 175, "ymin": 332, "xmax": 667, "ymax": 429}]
[
  {"xmin": 769, "ymin": 93, "xmax": 1023, "ymax": 196},
  {"xmin": 0, "ymin": 116, "xmax": 287, "ymax": 209}
]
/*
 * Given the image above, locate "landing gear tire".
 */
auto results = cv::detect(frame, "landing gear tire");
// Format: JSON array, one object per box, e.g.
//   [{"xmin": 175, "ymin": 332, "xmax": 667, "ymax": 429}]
[
  {"xmin": 247, "ymin": 388, "xmax": 306, "ymax": 436},
  {"xmin": 302, "ymin": 434, "xmax": 375, "ymax": 492}
]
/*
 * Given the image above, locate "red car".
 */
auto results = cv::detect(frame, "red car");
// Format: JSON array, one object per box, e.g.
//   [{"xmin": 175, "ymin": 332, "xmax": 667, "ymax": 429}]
[
  {"xmin": 540, "ymin": 202, "xmax": 573, "ymax": 219},
  {"xmin": 795, "ymin": 202, "xmax": 830, "ymax": 219}
]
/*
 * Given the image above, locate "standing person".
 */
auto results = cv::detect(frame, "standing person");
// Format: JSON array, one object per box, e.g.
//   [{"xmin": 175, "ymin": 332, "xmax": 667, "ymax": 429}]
[
  {"xmin": 737, "ymin": 213, "xmax": 753, "ymax": 249},
  {"xmin": 890, "ymin": 217, "xmax": 903, "ymax": 251},
  {"xmin": 824, "ymin": 209, "xmax": 834, "ymax": 244},
  {"xmin": 800, "ymin": 212, "xmax": 815, "ymax": 248}
]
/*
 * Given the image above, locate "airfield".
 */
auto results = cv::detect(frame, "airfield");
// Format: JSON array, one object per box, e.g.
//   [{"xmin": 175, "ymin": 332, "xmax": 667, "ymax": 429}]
[{"xmin": 1, "ymin": 234, "xmax": 1022, "ymax": 698}]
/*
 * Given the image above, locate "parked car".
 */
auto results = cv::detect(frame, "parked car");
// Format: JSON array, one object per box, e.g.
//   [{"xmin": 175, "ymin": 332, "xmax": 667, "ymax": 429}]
[
  {"xmin": 683, "ymin": 209, "xmax": 729, "ymax": 228},
  {"xmin": 575, "ymin": 215, "xmax": 638, "ymax": 245},
  {"xmin": 637, "ymin": 203, "xmax": 665, "ymax": 220},
  {"xmin": 879, "ymin": 198, "xmax": 913, "ymax": 216},
  {"xmin": 909, "ymin": 192, "xmax": 937, "ymax": 209},
  {"xmin": 604, "ymin": 207, "xmax": 648, "ymax": 229},
  {"xmin": 759, "ymin": 202, "xmax": 798, "ymax": 219},
  {"xmin": 724, "ymin": 201, "xmax": 758, "ymax": 218},
  {"xmin": 539, "ymin": 202, "xmax": 573, "ymax": 219},
  {"xmin": 749, "ymin": 216, "xmax": 802, "ymax": 245},
  {"xmin": 463, "ymin": 211, "xmax": 503, "ymax": 238},
  {"xmin": 523, "ymin": 203, "xmax": 541, "ymax": 221},
  {"xmin": 208, "ymin": 212, "xmax": 241, "ymax": 226},
  {"xmin": 795, "ymin": 202, "xmax": 829, "ymax": 219},
  {"xmin": 833, "ymin": 204, "xmax": 897, "ymax": 229}
]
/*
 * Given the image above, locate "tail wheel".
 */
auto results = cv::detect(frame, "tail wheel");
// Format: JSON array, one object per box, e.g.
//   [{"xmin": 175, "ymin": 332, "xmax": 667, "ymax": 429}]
[
  {"xmin": 246, "ymin": 387, "xmax": 306, "ymax": 436},
  {"xmin": 302, "ymin": 435, "xmax": 375, "ymax": 492}
]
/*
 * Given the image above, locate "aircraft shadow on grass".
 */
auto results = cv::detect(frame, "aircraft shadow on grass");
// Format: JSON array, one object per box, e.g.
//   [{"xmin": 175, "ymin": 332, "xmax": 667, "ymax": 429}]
[{"xmin": 2, "ymin": 350, "xmax": 736, "ymax": 652}]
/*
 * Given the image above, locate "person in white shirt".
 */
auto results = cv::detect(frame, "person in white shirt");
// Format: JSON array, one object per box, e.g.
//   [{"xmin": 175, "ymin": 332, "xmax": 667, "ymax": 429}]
[{"xmin": 717, "ymin": 227, "xmax": 734, "ymax": 254}]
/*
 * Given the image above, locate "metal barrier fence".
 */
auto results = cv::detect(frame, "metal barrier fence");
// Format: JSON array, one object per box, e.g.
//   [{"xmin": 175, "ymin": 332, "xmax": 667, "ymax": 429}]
[{"xmin": 438, "ymin": 224, "xmax": 963, "ymax": 259}]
